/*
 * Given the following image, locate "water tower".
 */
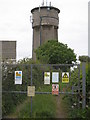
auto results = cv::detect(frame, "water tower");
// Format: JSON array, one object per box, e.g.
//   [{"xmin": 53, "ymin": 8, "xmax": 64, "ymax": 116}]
[{"xmin": 31, "ymin": 1, "xmax": 60, "ymax": 60}]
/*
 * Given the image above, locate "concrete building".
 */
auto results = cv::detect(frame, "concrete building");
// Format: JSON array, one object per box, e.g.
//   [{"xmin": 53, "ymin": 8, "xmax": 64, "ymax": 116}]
[
  {"xmin": 0, "ymin": 41, "xmax": 16, "ymax": 62},
  {"xmin": 31, "ymin": 5, "xmax": 60, "ymax": 60}
]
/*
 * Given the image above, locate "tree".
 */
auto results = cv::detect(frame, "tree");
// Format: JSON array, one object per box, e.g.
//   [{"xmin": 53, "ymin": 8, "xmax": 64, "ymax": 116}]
[
  {"xmin": 79, "ymin": 56, "xmax": 90, "ymax": 62},
  {"xmin": 35, "ymin": 40, "xmax": 76, "ymax": 64}
]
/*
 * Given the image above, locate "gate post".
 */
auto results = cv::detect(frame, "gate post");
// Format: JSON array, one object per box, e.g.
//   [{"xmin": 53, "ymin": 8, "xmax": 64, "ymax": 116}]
[
  {"xmin": 0, "ymin": 42, "xmax": 2, "ymax": 119},
  {"xmin": 82, "ymin": 62, "xmax": 86, "ymax": 109},
  {"xmin": 31, "ymin": 64, "xmax": 33, "ymax": 116}
]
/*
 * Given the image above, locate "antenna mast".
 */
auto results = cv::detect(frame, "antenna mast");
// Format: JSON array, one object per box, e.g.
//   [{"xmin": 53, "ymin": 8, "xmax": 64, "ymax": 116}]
[
  {"xmin": 42, "ymin": 0, "xmax": 44, "ymax": 6},
  {"xmin": 49, "ymin": 1, "xmax": 51, "ymax": 6},
  {"xmin": 46, "ymin": 0, "xmax": 47, "ymax": 6}
]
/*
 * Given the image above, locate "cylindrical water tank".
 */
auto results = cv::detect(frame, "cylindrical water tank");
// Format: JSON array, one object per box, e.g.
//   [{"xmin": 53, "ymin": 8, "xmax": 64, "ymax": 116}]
[{"xmin": 31, "ymin": 6, "xmax": 60, "ymax": 60}]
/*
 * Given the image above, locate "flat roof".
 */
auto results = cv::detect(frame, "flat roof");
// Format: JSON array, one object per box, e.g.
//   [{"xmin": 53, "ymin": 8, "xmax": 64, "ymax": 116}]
[
  {"xmin": 0, "ymin": 40, "xmax": 16, "ymax": 42},
  {"xmin": 31, "ymin": 6, "xmax": 60, "ymax": 13}
]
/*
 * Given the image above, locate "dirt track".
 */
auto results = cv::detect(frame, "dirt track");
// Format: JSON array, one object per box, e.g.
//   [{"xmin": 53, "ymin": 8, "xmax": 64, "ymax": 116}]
[{"xmin": 56, "ymin": 95, "xmax": 68, "ymax": 118}]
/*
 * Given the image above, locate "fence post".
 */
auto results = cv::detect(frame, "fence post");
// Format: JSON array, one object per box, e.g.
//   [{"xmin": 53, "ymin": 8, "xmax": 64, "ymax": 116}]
[
  {"xmin": 31, "ymin": 64, "xmax": 33, "ymax": 116},
  {"xmin": 78, "ymin": 64, "xmax": 80, "ymax": 108},
  {"xmin": 82, "ymin": 62, "xmax": 86, "ymax": 109}
]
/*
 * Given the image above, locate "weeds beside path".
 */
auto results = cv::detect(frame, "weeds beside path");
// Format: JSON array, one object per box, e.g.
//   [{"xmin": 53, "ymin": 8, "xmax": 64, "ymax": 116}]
[{"xmin": 6, "ymin": 98, "xmax": 30, "ymax": 118}]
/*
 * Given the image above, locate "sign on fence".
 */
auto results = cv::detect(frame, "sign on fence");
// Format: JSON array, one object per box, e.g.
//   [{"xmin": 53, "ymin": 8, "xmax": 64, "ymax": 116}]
[
  {"xmin": 44, "ymin": 72, "xmax": 50, "ymax": 84},
  {"xmin": 62, "ymin": 72, "xmax": 69, "ymax": 83},
  {"xmin": 52, "ymin": 84, "xmax": 59, "ymax": 95},
  {"xmin": 15, "ymin": 71, "xmax": 22, "ymax": 84},
  {"xmin": 52, "ymin": 72, "xmax": 59, "ymax": 83},
  {"xmin": 27, "ymin": 86, "xmax": 35, "ymax": 97}
]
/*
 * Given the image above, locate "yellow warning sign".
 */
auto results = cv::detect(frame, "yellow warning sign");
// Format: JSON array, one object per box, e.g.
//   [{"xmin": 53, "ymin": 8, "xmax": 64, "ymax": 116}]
[
  {"xmin": 62, "ymin": 72, "xmax": 69, "ymax": 83},
  {"xmin": 27, "ymin": 86, "xmax": 35, "ymax": 97}
]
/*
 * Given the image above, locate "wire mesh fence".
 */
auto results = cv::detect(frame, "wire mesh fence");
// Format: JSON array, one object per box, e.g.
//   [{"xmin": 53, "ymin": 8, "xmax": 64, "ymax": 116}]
[{"xmin": 2, "ymin": 63, "xmax": 86, "ymax": 119}]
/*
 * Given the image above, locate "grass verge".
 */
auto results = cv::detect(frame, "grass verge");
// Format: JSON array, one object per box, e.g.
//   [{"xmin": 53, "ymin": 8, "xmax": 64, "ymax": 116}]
[{"xmin": 7, "ymin": 94, "xmax": 57, "ymax": 118}]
